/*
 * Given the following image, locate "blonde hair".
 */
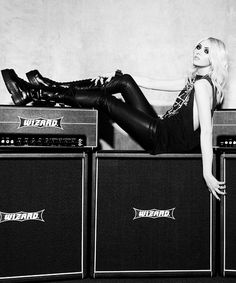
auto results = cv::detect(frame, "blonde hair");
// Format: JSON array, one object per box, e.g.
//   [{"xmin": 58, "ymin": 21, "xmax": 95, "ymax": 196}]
[{"xmin": 188, "ymin": 37, "xmax": 228, "ymax": 105}]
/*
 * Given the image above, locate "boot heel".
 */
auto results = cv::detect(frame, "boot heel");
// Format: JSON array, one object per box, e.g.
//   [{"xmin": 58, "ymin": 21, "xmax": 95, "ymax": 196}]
[
  {"xmin": 1, "ymin": 69, "xmax": 32, "ymax": 105},
  {"xmin": 1, "ymin": 69, "xmax": 22, "ymax": 105},
  {"xmin": 1, "ymin": 69, "xmax": 14, "ymax": 94}
]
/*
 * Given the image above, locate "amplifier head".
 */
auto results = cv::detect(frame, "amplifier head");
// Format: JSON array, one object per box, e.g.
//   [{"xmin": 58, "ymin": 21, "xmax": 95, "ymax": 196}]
[
  {"xmin": 213, "ymin": 110, "xmax": 236, "ymax": 148},
  {"xmin": 0, "ymin": 106, "xmax": 98, "ymax": 148}
]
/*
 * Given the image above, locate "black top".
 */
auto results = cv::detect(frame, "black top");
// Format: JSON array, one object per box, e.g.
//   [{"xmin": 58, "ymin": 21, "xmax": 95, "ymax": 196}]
[{"xmin": 154, "ymin": 75, "xmax": 216, "ymax": 154}]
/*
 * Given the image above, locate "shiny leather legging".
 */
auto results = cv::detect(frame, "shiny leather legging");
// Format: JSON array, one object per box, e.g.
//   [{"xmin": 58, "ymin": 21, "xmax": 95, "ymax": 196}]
[{"xmin": 63, "ymin": 74, "xmax": 161, "ymax": 153}]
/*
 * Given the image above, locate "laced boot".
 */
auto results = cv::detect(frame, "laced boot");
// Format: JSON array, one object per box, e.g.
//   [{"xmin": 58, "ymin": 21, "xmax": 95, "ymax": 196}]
[
  {"xmin": 26, "ymin": 69, "xmax": 123, "ymax": 89},
  {"xmin": 26, "ymin": 69, "xmax": 96, "ymax": 89},
  {"xmin": 1, "ymin": 69, "xmax": 64, "ymax": 106}
]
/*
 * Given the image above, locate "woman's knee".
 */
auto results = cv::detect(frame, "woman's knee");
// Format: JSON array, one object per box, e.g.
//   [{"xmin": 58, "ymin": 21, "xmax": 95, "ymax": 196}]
[
  {"xmin": 121, "ymin": 74, "xmax": 137, "ymax": 89},
  {"xmin": 122, "ymin": 74, "xmax": 135, "ymax": 83}
]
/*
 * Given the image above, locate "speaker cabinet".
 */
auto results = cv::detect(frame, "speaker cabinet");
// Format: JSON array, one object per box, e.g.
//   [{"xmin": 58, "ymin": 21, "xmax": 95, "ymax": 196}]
[
  {"xmin": 91, "ymin": 152, "xmax": 215, "ymax": 277},
  {"xmin": 220, "ymin": 153, "xmax": 236, "ymax": 276},
  {"xmin": 0, "ymin": 152, "xmax": 87, "ymax": 281}
]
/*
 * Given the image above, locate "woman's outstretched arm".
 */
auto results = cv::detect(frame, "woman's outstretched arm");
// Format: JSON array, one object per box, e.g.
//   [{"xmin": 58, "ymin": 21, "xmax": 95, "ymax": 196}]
[
  {"xmin": 194, "ymin": 79, "xmax": 226, "ymax": 200},
  {"xmin": 93, "ymin": 70, "xmax": 185, "ymax": 92},
  {"xmin": 132, "ymin": 75, "xmax": 186, "ymax": 92}
]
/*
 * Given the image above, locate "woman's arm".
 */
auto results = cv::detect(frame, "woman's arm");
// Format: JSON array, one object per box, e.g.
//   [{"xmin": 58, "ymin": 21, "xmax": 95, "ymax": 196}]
[
  {"xmin": 93, "ymin": 70, "xmax": 185, "ymax": 91},
  {"xmin": 194, "ymin": 80, "xmax": 226, "ymax": 200},
  {"xmin": 132, "ymin": 76, "xmax": 186, "ymax": 92}
]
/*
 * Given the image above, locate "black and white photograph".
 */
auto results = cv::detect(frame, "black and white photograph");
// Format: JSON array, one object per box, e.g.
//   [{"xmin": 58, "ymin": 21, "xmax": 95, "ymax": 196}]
[{"xmin": 0, "ymin": 0, "xmax": 236, "ymax": 282}]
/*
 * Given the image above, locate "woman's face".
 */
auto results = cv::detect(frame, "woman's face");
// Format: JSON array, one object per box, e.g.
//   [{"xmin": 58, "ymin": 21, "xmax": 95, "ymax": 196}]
[{"xmin": 193, "ymin": 40, "xmax": 211, "ymax": 68}]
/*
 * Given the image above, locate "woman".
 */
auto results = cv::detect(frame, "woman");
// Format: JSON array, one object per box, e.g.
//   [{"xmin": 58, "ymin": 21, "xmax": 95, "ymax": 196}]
[{"xmin": 1, "ymin": 37, "xmax": 228, "ymax": 200}]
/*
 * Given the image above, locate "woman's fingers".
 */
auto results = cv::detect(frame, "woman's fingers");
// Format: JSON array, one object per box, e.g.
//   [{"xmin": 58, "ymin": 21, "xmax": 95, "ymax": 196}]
[
  {"xmin": 211, "ymin": 189, "xmax": 220, "ymax": 200},
  {"xmin": 91, "ymin": 71, "xmax": 116, "ymax": 86},
  {"xmin": 218, "ymin": 182, "xmax": 226, "ymax": 190},
  {"xmin": 91, "ymin": 76, "xmax": 104, "ymax": 86},
  {"xmin": 217, "ymin": 182, "xmax": 226, "ymax": 192},
  {"xmin": 214, "ymin": 187, "xmax": 226, "ymax": 195},
  {"xmin": 106, "ymin": 75, "xmax": 112, "ymax": 83},
  {"xmin": 219, "ymin": 185, "xmax": 226, "ymax": 190},
  {"xmin": 209, "ymin": 183, "xmax": 226, "ymax": 200},
  {"xmin": 205, "ymin": 176, "xmax": 226, "ymax": 200}
]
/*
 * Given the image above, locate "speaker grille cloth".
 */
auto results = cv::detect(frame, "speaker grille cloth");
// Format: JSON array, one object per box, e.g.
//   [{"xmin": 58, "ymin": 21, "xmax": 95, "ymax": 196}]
[
  {"xmin": 95, "ymin": 157, "xmax": 210, "ymax": 272},
  {"xmin": 0, "ymin": 157, "xmax": 83, "ymax": 277}
]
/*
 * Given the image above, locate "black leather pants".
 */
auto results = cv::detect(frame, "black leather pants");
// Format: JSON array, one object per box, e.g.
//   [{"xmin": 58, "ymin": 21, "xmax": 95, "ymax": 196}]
[{"xmin": 63, "ymin": 74, "xmax": 161, "ymax": 153}]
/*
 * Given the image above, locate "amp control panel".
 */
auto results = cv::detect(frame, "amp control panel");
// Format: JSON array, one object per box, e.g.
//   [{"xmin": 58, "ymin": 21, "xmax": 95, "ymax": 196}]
[{"xmin": 0, "ymin": 135, "xmax": 86, "ymax": 148}]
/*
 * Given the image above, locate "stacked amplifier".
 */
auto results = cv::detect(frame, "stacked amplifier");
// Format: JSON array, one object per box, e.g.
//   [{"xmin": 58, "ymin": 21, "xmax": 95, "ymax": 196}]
[
  {"xmin": 0, "ymin": 105, "xmax": 98, "ymax": 149},
  {"xmin": 0, "ymin": 105, "xmax": 97, "ymax": 281},
  {"xmin": 1, "ymin": 106, "xmax": 236, "ymax": 281},
  {"xmin": 213, "ymin": 109, "xmax": 236, "ymax": 276}
]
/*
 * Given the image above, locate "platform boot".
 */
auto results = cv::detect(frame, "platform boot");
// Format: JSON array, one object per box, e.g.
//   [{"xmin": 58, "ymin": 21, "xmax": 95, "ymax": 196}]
[
  {"xmin": 1, "ymin": 69, "xmax": 58, "ymax": 106},
  {"xmin": 2, "ymin": 68, "xmax": 127, "ymax": 109},
  {"xmin": 1, "ymin": 68, "xmax": 112, "ymax": 108},
  {"xmin": 26, "ymin": 69, "xmax": 123, "ymax": 89},
  {"xmin": 1, "ymin": 69, "xmax": 66, "ymax": 106},
  {"xmin": 26, "ymin": 69, "xmax": 96, "ymax": 89}
]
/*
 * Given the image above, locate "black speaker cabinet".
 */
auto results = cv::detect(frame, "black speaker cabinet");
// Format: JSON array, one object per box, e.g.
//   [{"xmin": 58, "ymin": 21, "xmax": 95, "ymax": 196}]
[
  {"xmin": 220, "ymin": 153, "xmax": 236, "ymax": 276},
  {"xmin": 91, "ymin": 151, "xmax": 216, "ymax": 277},
  {"xmin": 0, "ymin": 152, "xmax": 87, "ymax": 281}
]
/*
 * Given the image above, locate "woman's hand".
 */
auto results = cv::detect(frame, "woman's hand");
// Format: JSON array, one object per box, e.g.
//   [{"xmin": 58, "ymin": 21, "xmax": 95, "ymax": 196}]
[
  {"xmin": 92, "ymin": 75, "xmax": 108, "ymax": 86},
  {"xmin": 203, "ymin": 173, "xmax": 226, "ymax": 200},
  {"xmin": 92, "ymin": 70, "xmax": 121, "ymax": 86}
]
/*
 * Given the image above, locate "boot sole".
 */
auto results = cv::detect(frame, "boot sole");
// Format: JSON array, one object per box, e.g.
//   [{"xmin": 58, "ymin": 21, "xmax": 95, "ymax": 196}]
[{"xmin": 1, "ymin": 69, "xmax": 27, "ymax": 105}]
